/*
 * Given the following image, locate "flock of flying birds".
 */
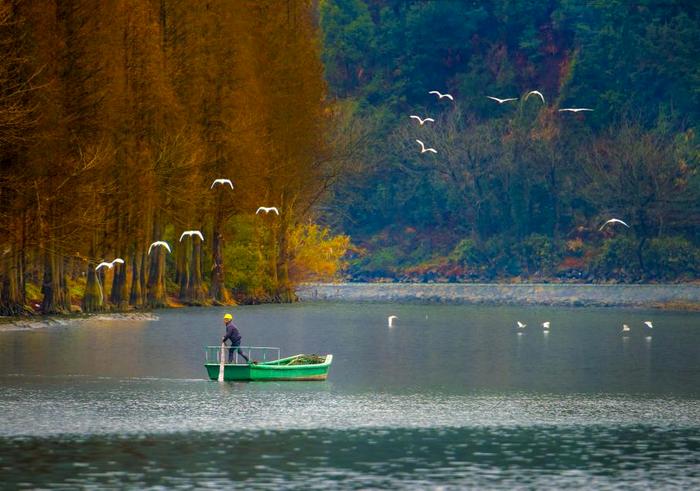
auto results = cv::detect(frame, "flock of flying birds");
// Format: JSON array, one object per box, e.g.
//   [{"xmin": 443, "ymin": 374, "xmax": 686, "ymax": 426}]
[
  {"xmin": 386, "ymin": 315, "xmax": 654, "ymax": 335},
  {"xmin": 381, "ymin": 90, "xmax": 643, "ymax": 332},
  {"xmin": 410, "ymin": 89, "xmax": 630, "ymax": 232},
  {"xmin": 94, "ymin": 178, "xmax": 279, "ymax": 273}
]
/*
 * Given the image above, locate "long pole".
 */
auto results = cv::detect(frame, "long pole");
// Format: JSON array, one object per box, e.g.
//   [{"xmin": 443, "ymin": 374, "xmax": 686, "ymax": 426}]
[{"xmin": 218, "ymin": 343, "xmax": 225, "ymax": 382}]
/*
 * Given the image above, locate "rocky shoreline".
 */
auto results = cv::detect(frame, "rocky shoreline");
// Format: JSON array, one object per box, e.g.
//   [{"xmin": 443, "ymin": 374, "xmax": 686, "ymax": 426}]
[{"xmin": 296, "ymin": 283, "xmax": 700, "ymax": 310}]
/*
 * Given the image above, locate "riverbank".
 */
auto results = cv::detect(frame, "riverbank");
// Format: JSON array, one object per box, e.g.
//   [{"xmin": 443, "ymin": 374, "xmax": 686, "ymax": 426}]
[
  {"xmin": 296, "ymin": 283, "xmax": 700, "ymax": 310},
  {"xmin": 0, "ymin": 312, "xmax": 160, "ymax": 330}
]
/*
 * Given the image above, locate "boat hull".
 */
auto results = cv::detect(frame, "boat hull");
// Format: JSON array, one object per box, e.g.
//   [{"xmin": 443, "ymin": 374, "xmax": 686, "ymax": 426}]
[{"xmin": 205, "ymin": 354, "xmax": 332, "ymax": 381}]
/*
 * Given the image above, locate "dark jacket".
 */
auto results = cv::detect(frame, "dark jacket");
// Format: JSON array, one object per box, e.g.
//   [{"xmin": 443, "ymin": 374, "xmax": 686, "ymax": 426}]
[{"xmin": 222, "ymin": 321, "xmax": 242, "ymax": 345}]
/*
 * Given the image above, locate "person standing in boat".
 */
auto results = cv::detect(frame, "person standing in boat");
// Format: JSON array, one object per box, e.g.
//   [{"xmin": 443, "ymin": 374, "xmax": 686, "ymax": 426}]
[{"xmin": 222, "ymin": 313, "xmax": 250, "ymax": 364}]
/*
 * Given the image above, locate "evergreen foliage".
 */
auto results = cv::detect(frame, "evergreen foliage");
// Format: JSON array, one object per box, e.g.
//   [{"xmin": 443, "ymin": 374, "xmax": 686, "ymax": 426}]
[{"xmin": 320, "ymin": 0, "xmax": 700, "ymax": 282}]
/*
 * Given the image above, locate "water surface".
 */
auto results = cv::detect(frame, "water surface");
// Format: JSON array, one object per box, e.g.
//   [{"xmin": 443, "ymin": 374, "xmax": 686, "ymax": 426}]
[{"xmin": 1, "ymin": 303, "xmax": 699, "ymax": 488}]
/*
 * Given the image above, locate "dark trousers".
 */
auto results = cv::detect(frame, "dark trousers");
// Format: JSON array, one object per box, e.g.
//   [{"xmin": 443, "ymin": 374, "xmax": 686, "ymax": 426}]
[{"xmin": 228, "ymin": 343, "xmax": 249, "ymax": 363}]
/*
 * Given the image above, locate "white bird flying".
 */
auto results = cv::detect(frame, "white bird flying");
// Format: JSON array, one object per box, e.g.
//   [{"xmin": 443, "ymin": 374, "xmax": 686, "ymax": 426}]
[
  {"xmin": 95, "ymin": 258, "xmax": 125, "ymax": 271},
  {"xmin": 525, "ymin": 90, "xmax": 545, "ymax": 104},
  {"xmin": 256, "ymin": 207, "xmax": 280, "ymax": 215},
  {"xmin": 210, "ymin": 178, "xmax": 234, "ymax": 190},
  {"xmin": 429, "ymin": 90, "xmax": 454, "ymax": 101},
  {"xmin": 599, "ymin": 218, "xmax": 630, "ymax": 231},
  {"xmin": 644, "ymin": 321, "xmax": 653, "ymax": 329},
  {"xmin": 388, "ymin": 315, "xmax": 398, "ymax": 327},
  {"xmin": 542, "ymin": 321, "xmax": 550, "ymax": 330},
  {"xmin": 179, "ymin": 230, "xmax": 204, "ymax": 242},
  {"xmin": 487, "ymin": 96, "xmax": 518, "ymax": 104},
  {"xmin": 148, "ymin": 241, "xmax": 172, "ymax": 255},
  {"xmin": 410, "ymin": 115, "xmax": 435, "ymax": 125},
  {"xmin": 622, "ymin": 324, "xmax": 630, "ymax": 332},
  {"xmin": 517, "ymin": 321, "xmax": 526, "ymax": 328},
  {"xmin": 415, "ymin": 139, "xmax": 437, "ymax": 154},
  {"xmin": 558, "ymin": 108, "xmax": 593, "ymax": 113}
]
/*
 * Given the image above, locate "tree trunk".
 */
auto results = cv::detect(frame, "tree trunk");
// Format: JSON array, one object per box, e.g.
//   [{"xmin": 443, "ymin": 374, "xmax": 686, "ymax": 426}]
[
  {"xmin": 147, "ymin": 221, "xmax": 167, "ymax": 308},
  {"xmin": 41, "ymin": 249, "xmax": 69, "ymax": 314},
  {"xmin": 275, "ymin": 217, "xmax": 295, "ymax": 303},
  {"xmin": 0, "ymin": 247, "xmax": 26, "ymax": 315},
  {"xmin": 82, "ymin": 263, "xmax": 103, "ymax": 312},
  {"xmin": 185, "ymin": 239, "xmax": 207, "ymax": 304},
  {"xmin": 269, "ymin": 224, "xmax": 279, "ymax": 299},
  {"xmin": 129, "ymin": 249, "xmax": 143, "ymax": 308},
  {"xmin": 139, "ymin": 250, "xmax": 147, "ymax": 306},
  {"xmin": 210, "ymin": 215, "xmax": 231, "ymax": 305},
  {"xmin": 110, "ymin": 261, "xmax": 128, "ymax": 310},
  {"xmin": 177, "ymin": 238, "xmax": 189, "ymax": 300}
]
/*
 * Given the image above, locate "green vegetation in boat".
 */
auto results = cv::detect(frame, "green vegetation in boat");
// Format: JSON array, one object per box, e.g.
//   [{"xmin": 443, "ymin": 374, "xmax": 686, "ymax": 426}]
[{"xmin": 204, "ymin": 346, "xmax": 332, "ymax": 381}]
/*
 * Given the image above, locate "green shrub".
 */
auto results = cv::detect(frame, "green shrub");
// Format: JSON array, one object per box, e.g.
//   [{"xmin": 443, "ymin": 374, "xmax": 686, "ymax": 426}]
[
  {"xmin": 520, "ymin": 234, "xmax": 560, "ymax": 275},
  {"xmin": 355, "ymin": 246, "xmax": 401, "ymax": 276},
  {"xmin": 450, "ymin": 238, "xmax": 483, "ymax": 266},
  {"xmin": 643, "ymin": 236, "xmax": 699, "ymax": 280},
  {"xmin": 482, "ymin": 237, "xmax": 521, "ymax": 277},
  {"xmin": 591, "ymin": 236, "xmax": 641, "ymax": 280}
]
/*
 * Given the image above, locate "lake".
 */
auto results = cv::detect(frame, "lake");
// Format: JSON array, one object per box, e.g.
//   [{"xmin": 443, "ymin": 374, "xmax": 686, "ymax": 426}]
[{"xmin": 1, "ymin": 302, "xmax": 699, "ymax": 489}]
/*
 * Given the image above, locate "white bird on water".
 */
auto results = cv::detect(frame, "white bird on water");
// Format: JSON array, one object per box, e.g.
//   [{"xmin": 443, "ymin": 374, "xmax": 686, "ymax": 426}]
[
  {"xmin": 179, "ymin": 230, "xmax": 204, "ymax": 242},
  {"xmin": 416, "ymin": 139, "xmax": 437, "ymax": 154},
  {"xmin": 644, "ymin": 321, "xmax": 653, "ymax": 329},
  {"xmin": 388, "ymin": 315, "xmax": 398, "ymax": 327},
  {"xmin": 429, "ymin": 90, "xmax": 454, "ymax": 101},
  {"xmin": 210, "ymin": 178, "xmax": 234, "ymax": 190},
  {"xmin": 525, "ymin": 90, "xmax": 545, "ymax": 104},
  {"xmin": 487, "ymin": 96, "xmax": 517, "ymax": 104},
  {"xmin": 599, "ymin": 218, "xmax": 630, "ymax": 231},
  {"xmin": 148, "ymin": 241, "xmax": 171, "ymax": 255},
  {"xmin": 517, "ymin": 321, "xmax": 526, "ymax": 329},
  {"xmin": 95, "ymin": 258, "xmax": 125, "ymax": 271},
  {"xmin": 559, "ymin": 107, "xmax": 593, "ymax": 113},
  {"xmin": 410, "ymin": 115, "xmax": 435, "ymax": 126},
  {"xmin": 256, "ymin": 207, "xmax": 280, "ymax": 215},
  {"xmin": 542, "ymin": 321, "xmax": 550, "ymax": 330},
  {"xmin": 622, "ymin": 324, "xmax": 630, "ymax": 333}
]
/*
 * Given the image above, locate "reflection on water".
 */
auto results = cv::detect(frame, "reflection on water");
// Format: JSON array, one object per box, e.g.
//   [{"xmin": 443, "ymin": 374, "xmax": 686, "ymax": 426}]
[
  {"xmin": 0, "ymin": 302, "xmax": 699, "ymax": 488},
  {"xmin": 1, "ymin": 426, "xmax": 699, "ymax": 489}
]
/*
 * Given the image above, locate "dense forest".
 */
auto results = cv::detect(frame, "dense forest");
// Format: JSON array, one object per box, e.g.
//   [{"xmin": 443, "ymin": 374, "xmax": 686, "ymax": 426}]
[
  {"xmin": 0, "ymin": 0, "xmax": 356, "ymax": 315},
  {"xmin": 1, "ymin": 1, "xmax": 698, "ymax": 316},
  {"xmin": 319, "ymin": 0, "xmax": 700, "ymax": 283}
]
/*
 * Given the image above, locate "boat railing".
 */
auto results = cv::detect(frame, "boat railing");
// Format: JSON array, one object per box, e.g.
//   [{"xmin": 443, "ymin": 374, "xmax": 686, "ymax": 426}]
[{"xmin": 204, "ymin": 345, "xmax": 281, "ymax": 365}]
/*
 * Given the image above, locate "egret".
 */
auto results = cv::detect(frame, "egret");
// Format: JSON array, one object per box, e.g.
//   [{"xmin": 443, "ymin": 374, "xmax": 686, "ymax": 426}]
[
  {"xmin": 210, "ymin": 178, "xmax": 234, "ymax": 190},
  {"xmin": 409, "ymin": 115, "xmax": 435, "ymax": 126},
  {"xmin": 487, "ymin": 96, "xmax": 517, "ymax": 104},
  {"xmin": 256, "ymin": 207, "xmax": 280, "ymax": 215},
  {"xmin": 559, "ymin": 108, "xmax": 593, "ymax": 113},
  {"xmin": 415, "ymin": 139, "xmax": 437, "ymax": 154},
  {"xmin": 429, "ymin": 90, "xmax": 454, "ymax": 101},
  {"xmin": 517, "ymin": 321, "xmax": 526, "ymax": 328},
  {"xmin": 179, "ymin": 230, "xmax": 204, "ymax": 242},
  {"xmin": 525, "ymin": 90, "xmax": 545, "ymax": 104},
  {"xmin": 388, "ymin": 315, "xmax": 398, "ymax": 327},
  {"xmin": 95, "ymin": 258, "xmax": 125, "ymax": 271},
  {"xmin": 148, "ymin": 241, "xmax": 171, "ymax": 255},
  {"xmin": 599, "ymin": 218, "xmax": 630, "ymax": 231},
  {"xmin": 644, "ymin": 321, "xmax": 653, "ymax": 329}
]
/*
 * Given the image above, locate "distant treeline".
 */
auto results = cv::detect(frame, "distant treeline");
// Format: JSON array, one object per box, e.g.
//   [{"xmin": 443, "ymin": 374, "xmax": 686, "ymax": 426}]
[
  {"xmin": 0, "ymin": 0, "xmax": 357, "ymax": 315},
  {"xmin": 319, "ymin": 0, "xmax": 700, "ymax": 282}
]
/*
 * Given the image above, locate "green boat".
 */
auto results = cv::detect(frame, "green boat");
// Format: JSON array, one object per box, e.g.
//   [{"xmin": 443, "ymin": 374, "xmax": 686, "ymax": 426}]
[{"xmin": 204, "ymin": 346, "xmax": 333, "ymax": 381}]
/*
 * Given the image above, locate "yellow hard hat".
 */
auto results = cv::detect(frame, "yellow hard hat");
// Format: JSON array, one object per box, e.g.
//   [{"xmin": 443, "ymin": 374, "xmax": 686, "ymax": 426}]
[{"xmin": 223, "ymin": 313, "xmax": 233, "ymax": 321}]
